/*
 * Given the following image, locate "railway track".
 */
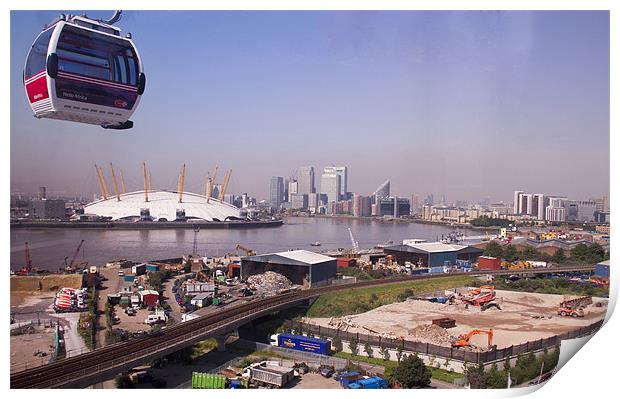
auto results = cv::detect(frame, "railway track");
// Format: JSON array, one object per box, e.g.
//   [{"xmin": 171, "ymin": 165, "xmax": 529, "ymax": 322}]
[{"xmin": 10, "ymin": 265, "xmax": 593, "ymax": 388}]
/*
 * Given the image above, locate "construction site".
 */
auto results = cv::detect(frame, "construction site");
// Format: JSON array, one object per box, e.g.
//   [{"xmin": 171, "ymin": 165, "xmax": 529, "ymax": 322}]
[{"xmin": 302, "ymin": 288, "xmax": 608, "ymax": 353}]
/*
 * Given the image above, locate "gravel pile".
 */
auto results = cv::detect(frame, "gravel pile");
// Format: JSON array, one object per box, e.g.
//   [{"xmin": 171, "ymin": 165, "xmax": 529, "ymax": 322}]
[
  {"xmin": 407, "ymin": 324, "xmax": 452, "ymax": 346},
  {"xmin": 247, "ymin": 272, "xmax": 293, "ymax": 295}
]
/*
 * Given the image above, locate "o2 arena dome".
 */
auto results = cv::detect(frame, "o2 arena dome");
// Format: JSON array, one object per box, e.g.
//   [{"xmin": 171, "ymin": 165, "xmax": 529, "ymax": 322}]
[
  {"xmin": 84, "ymin": 190, "xmax": 242, "ymax": 222},
  {"xmin": 84, "ymin": 164, "xmax": 242, "ymax": 222}
]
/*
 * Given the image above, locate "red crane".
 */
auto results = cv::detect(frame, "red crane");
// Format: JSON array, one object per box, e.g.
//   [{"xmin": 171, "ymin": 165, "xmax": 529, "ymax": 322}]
[
  {"xmin": 19, "ymin": 242, "xmax": 33, "ymax": 275},
  {"xmin": 66, "ymin": 240, "xmax": 85, "ymax": 271}
]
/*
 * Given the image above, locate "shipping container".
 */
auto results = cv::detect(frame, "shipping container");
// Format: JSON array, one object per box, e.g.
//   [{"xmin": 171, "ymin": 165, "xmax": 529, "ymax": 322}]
[
  {"xmin": 275, "ymin": 333, "xmax": 330, "ymax": 355},
  {"xmin": 595, "ymin": 261, "xmax": 610, "ymax": 278},
  {"xmin": 347, "ymin": 376, "xmax": 389, "ymax": 389},
  {"xmin": 145, "ymin": 264, "xmax": 160, "ymax": 272},
  {"xmin": 337, "ymin": 372, "xmax": 362, "ymax": 387},
  {"xmin": 336, "ymin": 258, "xmax": 356, "ymax": 268},
  {"xmin": 123, "ymin": 274, "xmax": 136, "ymax": 282},
  {"xmin": 191, "ymin": 372, "xmax": 226, "ymax": 389},
  {"xmin": 477, "ymin": 256, "xmax": 501, "ymax": 270},
  {"xmin": 429, "ymin": 266, "xmax": 446, "ymax": 274},
  {"xmin": 132, "ymin": 263, "xmax": 147, "ymax": 276}
]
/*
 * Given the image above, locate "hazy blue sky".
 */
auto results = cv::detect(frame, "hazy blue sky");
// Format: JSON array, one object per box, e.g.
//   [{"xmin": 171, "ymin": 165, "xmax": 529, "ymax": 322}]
[{"xmin": 10, "ymin": 11, "xmax": 609, "ymax": 202}]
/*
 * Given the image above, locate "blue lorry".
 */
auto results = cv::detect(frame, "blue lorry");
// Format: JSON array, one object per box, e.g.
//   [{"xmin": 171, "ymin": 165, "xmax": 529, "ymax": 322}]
[{"xmin": 269, "ymin": 333, "xmax": 330, "ymax": 355}]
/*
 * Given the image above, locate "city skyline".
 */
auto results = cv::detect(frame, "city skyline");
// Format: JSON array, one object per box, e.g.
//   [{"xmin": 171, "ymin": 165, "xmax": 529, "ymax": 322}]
[{"xmin": 10, "ymin": 11, "xmax": 610, "ymax": 202}]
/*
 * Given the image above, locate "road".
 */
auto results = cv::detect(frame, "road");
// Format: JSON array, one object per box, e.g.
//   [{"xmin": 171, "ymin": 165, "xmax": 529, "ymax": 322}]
[
  {"xmin": 163, "ymin": 273, "xmax": 188, "ymax": 323},
  {"xmin": 95, "ymin": 267, "xmax": 121, "ymax": 348}
]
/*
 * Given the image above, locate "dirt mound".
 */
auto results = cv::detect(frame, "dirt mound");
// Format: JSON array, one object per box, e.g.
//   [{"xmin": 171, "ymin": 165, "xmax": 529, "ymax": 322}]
[
  {"xmin": 247, "ymin": 272, "xmax": 292, "ymax": 295},
  {"xmin": 407, "ymin": 324, "xmax": 452, "ymax": 346},
  {"xmin": 10, "ymin": 275, "xmax": 82, "ymax": 292}
]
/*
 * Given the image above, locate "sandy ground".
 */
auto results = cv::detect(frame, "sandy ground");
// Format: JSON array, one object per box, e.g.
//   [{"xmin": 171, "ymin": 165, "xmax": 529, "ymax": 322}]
[
  {"xmin": 291, "ymin": 372, "xmax": 342, "ymax": 389},
  {"xmin": 303, "ymin": 290, "xmax": 608, "ymax": 349},
  {"xmin": 10, "ymin": 327, "xmax": 56, "ymax": 372},
  {"xmin": 11, "ymin": 274, "xmax": 82, "ymax": 310}
]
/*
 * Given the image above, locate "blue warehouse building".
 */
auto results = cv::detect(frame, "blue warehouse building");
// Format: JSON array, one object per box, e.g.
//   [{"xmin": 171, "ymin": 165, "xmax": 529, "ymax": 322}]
[
  {"xmin": 383, "ymin": 241, "xmax": 483, "ymax": 268},
  {"xmin": 240, "ymin": 250, "xmax": 337, "ymax": 288}
]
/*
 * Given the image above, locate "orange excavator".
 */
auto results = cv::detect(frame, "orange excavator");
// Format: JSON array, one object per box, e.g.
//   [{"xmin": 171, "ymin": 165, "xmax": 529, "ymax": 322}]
[{"xmin": 452, "ymin": 329, "xmax": 494, "ymax": 350}]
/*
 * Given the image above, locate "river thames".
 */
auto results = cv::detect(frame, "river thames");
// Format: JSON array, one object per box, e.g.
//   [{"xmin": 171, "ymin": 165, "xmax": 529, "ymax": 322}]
[{"xmin": 10, "ymin": 217, "xmax": 482, "ymax": 271}]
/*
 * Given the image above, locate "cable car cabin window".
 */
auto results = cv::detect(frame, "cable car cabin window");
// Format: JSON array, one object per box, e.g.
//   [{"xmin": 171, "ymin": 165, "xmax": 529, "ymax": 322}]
[
  {"xmin": 56, "ymin": 25, "xmax": 139, "ymax": 86},
  {"xmin": 25, "ymin": 28, "xmax": 54, "ymax": 80}
]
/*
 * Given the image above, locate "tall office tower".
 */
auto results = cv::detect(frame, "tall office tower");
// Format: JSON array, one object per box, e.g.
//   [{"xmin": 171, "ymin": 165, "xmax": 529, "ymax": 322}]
[
  {"xmin": 532, "ymin": 194, "xmax": 545, "ymax": 220},
  {"xmin": 411, "ymin": 193, "xmax": 420, "ymax": 215},
  {"xmin": 297, "ymin": 166, "xmax": 315, "ymax": 195},
  {"xmin": 513, "ymin": 190, "xmax": 524, "ymax": 214},
  {"xmin": 320, "ymin": 171, "xmax": 341, "ymax": 204},
  {"xmin": 517, "ymin": 192, "xmax": 532, "ymax": 215},
  {"xmin": 269, "ymin": 176, "xmax": 284, "ymax": 210},
  {"xmin": 323, "ymin": 166, "xmax": 347, "ymax": 198},
  {"xmin": 287, "ymin": 179, "xmax": 298, "ymax": 202},
  {"xmin": 374, "ymin": 180, "xmax": 390, "ymax": 201}
]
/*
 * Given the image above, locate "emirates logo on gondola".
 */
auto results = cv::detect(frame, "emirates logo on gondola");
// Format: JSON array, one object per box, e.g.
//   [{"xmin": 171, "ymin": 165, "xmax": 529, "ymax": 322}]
[{"xmin": 114, "ymin": 99, "xmax": 128, "ymax": 108}]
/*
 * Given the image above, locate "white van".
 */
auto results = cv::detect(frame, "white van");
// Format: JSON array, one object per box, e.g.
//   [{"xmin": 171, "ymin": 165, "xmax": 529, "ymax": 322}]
[{"xmin": 144, "ymin": 314, "xmax": 166, "ymax": 325}]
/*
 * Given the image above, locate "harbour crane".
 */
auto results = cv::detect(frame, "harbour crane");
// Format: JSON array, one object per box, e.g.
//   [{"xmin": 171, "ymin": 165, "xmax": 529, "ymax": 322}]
[
  {"xmin": 348, "ymin": 228, "xmax": 360, "ymax": 253},
  {"xmin": 65, "ymin": 240, "xmax": 85, "ymax": 272},
  {"xmin": 17, "ymin": 242, "xmax": 34, "ymax": 275}
]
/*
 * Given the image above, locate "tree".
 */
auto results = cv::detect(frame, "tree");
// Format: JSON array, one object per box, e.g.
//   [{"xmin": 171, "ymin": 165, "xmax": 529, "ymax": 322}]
[
  {"xmin": 379, "ymin": 345, "xmax": 390, "ymax": 361},
  {"xmin": 348, "ymin": 338, "xmax": 359, "ymax": 356},
  {"xmin": 520, "ymin": 247, "xmax": 539, "ymax": 260},
  {"xmin": 333, "ymin": 336, "xmax": 343, "ymax": 353},
  {"xmin": 396, "ymin": 346, "xmax": 403, "ymax": 363},
  {"xmin": 465, "ymin": 363, "xmax": 487, "ymax": 389},
  {"xmin": 552, "ymin": 248, "xmax": 567, "ymax": 264},
  {"xmin": 392, "ymin": 354, "xmax": 431, "ymax": 388},
  {"xmin": 484, "ymin": 241, "xmax": 504, "ymax": 258},
  {"xmin": 364, "ymin": 342, "xmax": 374, "ymax": 358},
  {"xmin": 503, "ymin": 245, "xmax": 519, "ymax": 262}
]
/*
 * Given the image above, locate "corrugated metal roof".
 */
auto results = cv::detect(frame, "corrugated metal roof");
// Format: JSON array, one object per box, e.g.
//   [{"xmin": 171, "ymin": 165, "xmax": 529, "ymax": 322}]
[
  {"xmin": 276, "ymin": 250, "xmax": 334, "ymax": 264},
  {"xmin": 242, "ymin": 249, "xmax": 334, "ymax": 266},
  {"xmin": 407, "ymin": 242, "xmax": 466, "ymax": 253}
]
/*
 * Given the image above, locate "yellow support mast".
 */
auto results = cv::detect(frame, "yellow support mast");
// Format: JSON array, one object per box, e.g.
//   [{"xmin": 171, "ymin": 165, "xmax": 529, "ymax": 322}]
[
  {"xmin": 219, "ymin": 169, "xmax": 232, "ymax": 202},
  {"xmin": 120, "ymin": 170, "xmax": 127, "ymax": 194},
  {"xmin": 109, "ymin": 162, "xmax": 121, "ymax": 201},
  {"xmin": 143, "ymin": 162, "xmax": 149, "ymax": 202},
  {"xmin": 94, "ymin": 164, "xmax": 107, "ymax": 200},
  {"xmin": 98, "ymin": 165, "xmax": 110, "ymax": 199},
  {"xmin": 178, "ymin": 164, "xmax": 186, "ymax": 203}
]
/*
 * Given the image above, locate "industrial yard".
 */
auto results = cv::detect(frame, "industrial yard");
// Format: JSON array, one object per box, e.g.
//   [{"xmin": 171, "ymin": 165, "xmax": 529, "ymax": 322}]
[{"xmin": 303, "ymin": 289, "xmax": 608, "ymax": 349}]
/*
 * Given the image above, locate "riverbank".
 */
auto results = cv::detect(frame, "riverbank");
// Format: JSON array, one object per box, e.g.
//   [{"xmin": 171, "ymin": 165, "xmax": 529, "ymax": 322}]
[
  {"xmin": 293, "ymin": 214, "xmax": 499, "ymax": 232},
  {"xmin": 10, "ymin": 219, "xmax": 283, "ymax": 230}
]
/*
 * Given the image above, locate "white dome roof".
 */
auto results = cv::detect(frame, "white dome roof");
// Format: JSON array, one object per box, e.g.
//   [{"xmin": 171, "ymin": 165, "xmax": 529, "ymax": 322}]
[{"xmin": 84, "ymin": 190, "xmax": 241, "ymax": 221}]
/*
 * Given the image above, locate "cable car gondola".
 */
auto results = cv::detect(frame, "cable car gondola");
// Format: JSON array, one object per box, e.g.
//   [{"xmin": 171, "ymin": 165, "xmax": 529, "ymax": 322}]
[{"xmin": 23, "ymin": 11, "xmax": 145, "ymax": 130}]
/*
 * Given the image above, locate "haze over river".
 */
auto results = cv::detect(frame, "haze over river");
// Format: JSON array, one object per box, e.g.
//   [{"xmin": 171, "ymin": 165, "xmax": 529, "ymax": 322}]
[{"xmin": 10, "ymin": 217, "xmax": 481, "ymax": 271}]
